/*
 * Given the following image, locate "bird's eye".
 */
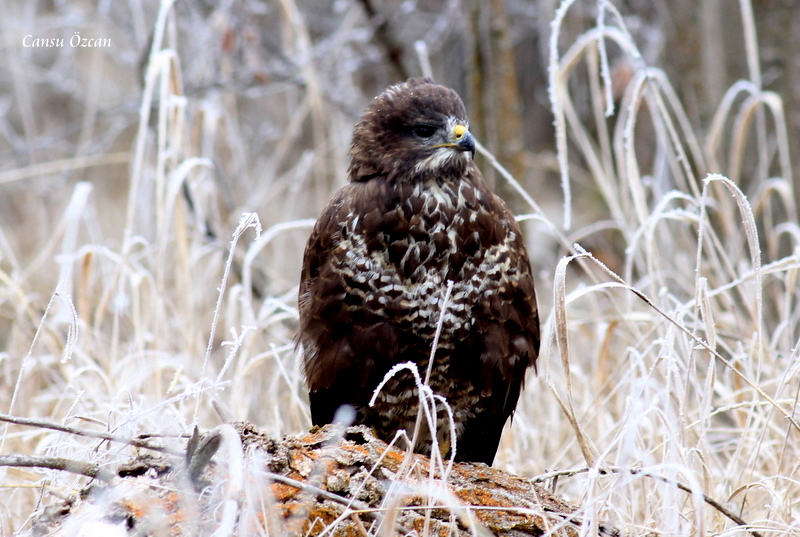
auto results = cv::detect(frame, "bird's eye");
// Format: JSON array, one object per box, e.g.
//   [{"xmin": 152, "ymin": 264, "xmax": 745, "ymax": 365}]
[{"xmin": 412, "ymin": 125, "xmax": 435, "ymax": 138}]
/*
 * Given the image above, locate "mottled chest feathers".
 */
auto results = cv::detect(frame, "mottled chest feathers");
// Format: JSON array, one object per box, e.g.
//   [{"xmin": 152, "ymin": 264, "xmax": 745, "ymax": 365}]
[{"xmin": 340, "ymin": 176, "xmax": 509, "ymax": 283}]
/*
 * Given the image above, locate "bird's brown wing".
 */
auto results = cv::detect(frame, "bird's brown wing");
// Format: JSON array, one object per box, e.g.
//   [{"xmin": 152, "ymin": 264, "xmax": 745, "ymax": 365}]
[
  {"xmin": 297, "ymin": 179, "xmax": 402, "ymax": 426},
  {"xmin": 453, "ymin": 190, "xmax": 540, "ymax": 464}
]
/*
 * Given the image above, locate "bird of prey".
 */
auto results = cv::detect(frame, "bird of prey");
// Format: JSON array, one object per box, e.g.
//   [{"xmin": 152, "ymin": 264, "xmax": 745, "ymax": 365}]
[{"xmin": 297, "ymin": 77, "xmax": 539, "ymax": 465}]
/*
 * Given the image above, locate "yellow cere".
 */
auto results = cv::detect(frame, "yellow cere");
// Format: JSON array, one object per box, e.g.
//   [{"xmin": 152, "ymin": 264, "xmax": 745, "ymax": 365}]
[{"xmin": 453, "ymin": 124, "xmax": 467, "ymax": 140}]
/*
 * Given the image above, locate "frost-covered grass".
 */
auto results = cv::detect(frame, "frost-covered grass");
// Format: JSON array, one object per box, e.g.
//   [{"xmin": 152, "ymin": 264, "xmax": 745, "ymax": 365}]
[{"xmin": 0, "ymin": 0, "xmax": 797, "ymax": 535}]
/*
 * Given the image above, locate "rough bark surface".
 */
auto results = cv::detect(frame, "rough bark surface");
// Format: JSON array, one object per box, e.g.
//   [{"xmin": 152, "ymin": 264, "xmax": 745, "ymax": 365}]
[{"xmin": 31, "ymin": 423, "xmax": 618, "ymax": 537}]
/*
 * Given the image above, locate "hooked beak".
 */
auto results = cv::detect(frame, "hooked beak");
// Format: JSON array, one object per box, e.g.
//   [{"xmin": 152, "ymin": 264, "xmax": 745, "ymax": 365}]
[
  {"xmin": 454, "ymin": 125, "xmax": 476, "ymax": 159},
  {"xmin": 434, "ymin": 124, "xmax": 476, "ymax": 159}
]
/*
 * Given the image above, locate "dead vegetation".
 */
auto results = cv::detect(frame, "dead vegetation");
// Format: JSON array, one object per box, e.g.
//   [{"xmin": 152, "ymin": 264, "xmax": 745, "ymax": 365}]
[
  {"xmin": 1, "ymin": 0, "xmax": 799, "ymax": 535},
  {"xmin": 29, "ymin": 423, "xmax": 619, "ymax": 537}
]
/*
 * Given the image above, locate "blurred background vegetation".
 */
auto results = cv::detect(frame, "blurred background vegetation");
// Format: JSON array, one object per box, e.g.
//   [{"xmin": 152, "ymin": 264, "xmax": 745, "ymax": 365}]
[
  {"xmin": 2, "ymin": 0, "xmax": 798, "ymax": 271},
  {"xmin": 1, "ymin": 0, "xmax": 799, "ymax": 534}
]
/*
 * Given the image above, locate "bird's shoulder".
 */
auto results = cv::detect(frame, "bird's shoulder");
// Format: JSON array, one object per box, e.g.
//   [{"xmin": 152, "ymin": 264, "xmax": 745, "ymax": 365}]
[{"xmin": 301, "ymin": 179, "xmax": 385, "ymax": 271}]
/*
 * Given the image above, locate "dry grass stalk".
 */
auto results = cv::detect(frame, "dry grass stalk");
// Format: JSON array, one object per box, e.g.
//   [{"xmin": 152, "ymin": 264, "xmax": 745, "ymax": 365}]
[{"xmin": 0, "ymin": 0, "xmax": 798, "ymax": 535}]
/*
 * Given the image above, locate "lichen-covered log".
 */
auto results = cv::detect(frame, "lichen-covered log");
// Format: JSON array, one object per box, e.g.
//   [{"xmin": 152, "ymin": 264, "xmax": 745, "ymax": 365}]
[{"xmin": 30, "ymin": 423, "xmax": 617, "ymax": 537}]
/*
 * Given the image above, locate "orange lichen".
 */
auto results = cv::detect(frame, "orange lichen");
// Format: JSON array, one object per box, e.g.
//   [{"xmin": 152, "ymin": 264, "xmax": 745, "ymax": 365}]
[
  {"xmin": 454, "ymin": 485, "xmax": 508, "ymax": 508},
  {"xmin": 122, "ymin": 499, "xmax": 147, "ymax": 519},
  {"xmin": 271, "ymin": 481, "xmax": 300, "ymax": 502}
]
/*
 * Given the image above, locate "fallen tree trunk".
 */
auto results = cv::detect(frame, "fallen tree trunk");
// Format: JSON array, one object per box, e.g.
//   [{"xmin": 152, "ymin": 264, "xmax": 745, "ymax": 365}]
[{"xmin": 30, "ymin": 422, "xmax": 618, "ymax": 536}]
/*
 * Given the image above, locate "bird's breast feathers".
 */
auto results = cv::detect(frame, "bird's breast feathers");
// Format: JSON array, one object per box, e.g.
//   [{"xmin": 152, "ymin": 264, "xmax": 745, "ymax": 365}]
[{"xmin": 328, "ymin": 174, "xmax": 522, "ymax": 343}]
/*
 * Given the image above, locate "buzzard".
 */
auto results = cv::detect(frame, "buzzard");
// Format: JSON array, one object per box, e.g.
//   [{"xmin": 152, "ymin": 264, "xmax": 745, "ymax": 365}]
[{"xmin": 297, "ymin": 78, "xmax": 539, "ymax": 465}]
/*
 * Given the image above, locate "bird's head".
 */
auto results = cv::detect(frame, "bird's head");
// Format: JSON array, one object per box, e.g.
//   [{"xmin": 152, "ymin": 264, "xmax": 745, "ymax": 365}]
[{"xmin": 348, "ymin": 78, "xmax": 476, "ymax": 183}]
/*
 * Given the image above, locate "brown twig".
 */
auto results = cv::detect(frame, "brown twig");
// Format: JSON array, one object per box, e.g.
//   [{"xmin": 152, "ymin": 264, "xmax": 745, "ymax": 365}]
[
  {"xmin": 532, "ymin": 465, "xmax": 763, "ymax": 537},
  {"xmin": 357, "ymin": 0, "xmax": 409, "ymax": 80},
  {"xmin": 266, "ymin": 471, "xmax": 373, "ymax": 514},
  {"xmin": 0, "ymin": 413, "xmax": 183, "ymax": 457},
  {"xmin": 0, "ymin": 455, "xmax": 114, "ymax": 482}
]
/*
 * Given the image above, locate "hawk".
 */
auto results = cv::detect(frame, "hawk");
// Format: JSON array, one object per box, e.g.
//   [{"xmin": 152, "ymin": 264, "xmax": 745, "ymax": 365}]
[{"xmin": 297, "ymin": 78, "xmax": 539, "ymax": 465}]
